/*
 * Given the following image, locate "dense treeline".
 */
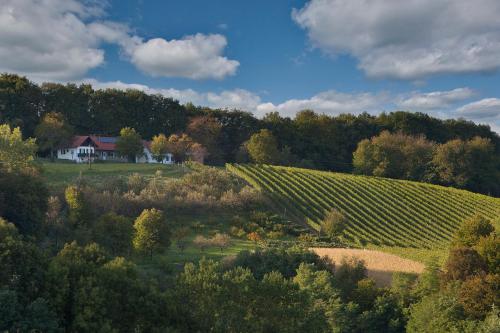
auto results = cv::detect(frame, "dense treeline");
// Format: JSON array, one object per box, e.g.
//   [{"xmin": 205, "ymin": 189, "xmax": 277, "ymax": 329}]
[{"xmin": 1, "ymin": 73, "xmax": 499, "ymax": 194}]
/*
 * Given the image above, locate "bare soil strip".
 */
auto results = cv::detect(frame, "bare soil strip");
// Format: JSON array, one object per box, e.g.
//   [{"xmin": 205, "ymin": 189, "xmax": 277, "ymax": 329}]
[{"xmin": 311, "ymin": 248, "xmax": 425, "ymax": 286}]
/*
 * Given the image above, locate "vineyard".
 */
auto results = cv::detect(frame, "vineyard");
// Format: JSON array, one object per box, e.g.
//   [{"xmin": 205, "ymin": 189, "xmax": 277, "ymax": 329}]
[{"xmin": 227, "ymin": 164, "xmax": 500, "ymax": 248}]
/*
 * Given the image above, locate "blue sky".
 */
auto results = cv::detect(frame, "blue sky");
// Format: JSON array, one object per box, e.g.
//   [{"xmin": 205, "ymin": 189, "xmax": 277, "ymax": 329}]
[{"xmin": 1, "ymin": 0, "xmax": 499, "ymax": 132}]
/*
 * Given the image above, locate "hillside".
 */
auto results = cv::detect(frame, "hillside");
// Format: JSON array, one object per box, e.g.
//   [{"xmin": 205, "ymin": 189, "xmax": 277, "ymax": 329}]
[{"xmin": 227, "ymin": 164, "xmax": 500, "ymax": 249}]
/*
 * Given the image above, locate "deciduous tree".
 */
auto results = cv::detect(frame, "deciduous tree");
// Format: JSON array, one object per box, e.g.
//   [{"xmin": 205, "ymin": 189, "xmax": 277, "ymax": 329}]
[
  {"xmin": 115, "ymin": 127, "xmax": 143, "ymax": 163},
  {"xmin": 150, "ymin": 133, "xmax": 169, "ymax": 162},
  {"xmin": 0, "ymin": 124, "xmax": 37, "ymax": 174},
  {"xmin": 246, "ymin": 129, "xmax": 280, "ymax": 164},
  {"xmin": 133, "ymin": 209, "xmax": 170, "ymax": 259},
  {"xmin": 34, "ymin": 112, "xmax": 73, "ymax": 161},
  {"xmin": 320, "ymin": 209, "xmax": 347, "ymax": 240}
]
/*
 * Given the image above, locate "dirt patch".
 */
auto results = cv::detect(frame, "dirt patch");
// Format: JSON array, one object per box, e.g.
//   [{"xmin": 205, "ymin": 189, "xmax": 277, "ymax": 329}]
[{"xmin": 311, "ymin": 248, "xmax": 425, "ymax": 286}]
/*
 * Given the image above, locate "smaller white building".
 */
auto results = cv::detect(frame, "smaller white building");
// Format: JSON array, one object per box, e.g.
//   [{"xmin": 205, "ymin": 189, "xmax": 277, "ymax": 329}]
[{"xmin": 57, "ymin": 135, "xmax": 173, "ymax": 164}]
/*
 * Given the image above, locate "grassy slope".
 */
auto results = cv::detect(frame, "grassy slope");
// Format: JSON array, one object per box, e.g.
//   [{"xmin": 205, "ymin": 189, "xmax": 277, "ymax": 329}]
[
  {"xmin": 40, "ymin": 162, "xmax": 255, "ymax": 269},
  {"xmin": 228, "ymin": 164, "xmax": 500, "ymax": 257},
  {"xmin": 41, "ymin": 161, "xmax": 189, "ymax": 191}
]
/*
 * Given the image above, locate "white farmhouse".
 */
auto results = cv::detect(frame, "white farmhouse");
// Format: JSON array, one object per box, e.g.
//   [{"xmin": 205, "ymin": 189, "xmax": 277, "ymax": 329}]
[{"xmin": 57, "ymin": 135, "xmax": 173, "ymax": 164}]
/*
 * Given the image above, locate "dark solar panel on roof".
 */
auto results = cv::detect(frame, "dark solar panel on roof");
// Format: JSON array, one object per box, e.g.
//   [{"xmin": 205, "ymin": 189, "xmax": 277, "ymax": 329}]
[{"xmin": 97, "ymin": 137, "xmax": 117, "ymax": 143}]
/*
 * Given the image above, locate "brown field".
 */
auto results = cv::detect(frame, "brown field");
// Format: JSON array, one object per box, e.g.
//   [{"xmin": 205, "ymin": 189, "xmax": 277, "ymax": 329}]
[{"xmin": 311, "ymin": 248, "xmax": 425, "ymax": 286}]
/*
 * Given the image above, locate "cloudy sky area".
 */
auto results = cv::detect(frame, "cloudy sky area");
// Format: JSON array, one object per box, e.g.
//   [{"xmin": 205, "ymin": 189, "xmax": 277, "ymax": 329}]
[{"xmin": 1, "ymin": 0, "xmax": 499, "ymax": 132}]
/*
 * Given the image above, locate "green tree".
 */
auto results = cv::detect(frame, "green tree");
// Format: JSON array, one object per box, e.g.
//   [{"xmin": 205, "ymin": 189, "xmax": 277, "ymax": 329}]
[
  {"xmin": 246, "ymin": 129, "xmax": 281, "ymax": 164},
  {"xmin": 0, "ymin": 124, "xmax": 37, "ymax": 174},
  {"xmin": 133, "ymin": 208, "xmax": 170, "ymax": 259},
  {"xmin": 0, "ymin": 219, "xmax": 48, "ymax": 305},
  {"xmin": 115, "ymin": 127, "xmax": 143, "ymax": 163},
  {"xmin": 443, "ymin": 247, "xmax": 487, "ymax": 282},
  {"xmin": 432, "ymin": 137, "xmax": 499, "ymax": 194},
  {"xmin": 458, "ymin": 274, "xmax": 499, "ymax": 319},
  {"xmin": 353, "ymin": 131, "xmax": 434, "ymax": 180},
  {"xmin": 475, "ymin": 234, "xmax": 500, "ymax": 274},
  {"xmin": 34, "ymin": 112, "xmax": 73, "ymax": 161},
  {"xmin": 453, "ymin": 215, "xmax": 495, "ymax": 247},
  {"xmin": 0, "ymin": 74, "xmax": 43, "ymax": 138},
  {"xmin": 150, "ymin": 133, "xmax": 169, "ymax": 162},
  {"xmin": 64, "ymin": 185, "xmax": 91, "ymax": 228},
  {"xmin": 187, "ymin": 116, "xmax": 223, "ymax": 164},
  {"xmin": 320, "ymin": 209, "xmax": 347, "ymax": 240},
  {"xmin": 0, "ymin": 171, "xmax": 48, "ymax": 235},
  {"xmin": 94, "ymin": 213, "xmax": 133, "ymax": 256},
  {"xmin": 407, "ymin": 287, "xmax": 472, "ymax": 333}
]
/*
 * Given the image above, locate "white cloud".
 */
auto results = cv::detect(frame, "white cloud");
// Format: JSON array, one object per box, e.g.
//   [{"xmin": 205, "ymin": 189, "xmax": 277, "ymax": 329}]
[
  {"xmin": 293, "ymin": 0, "xmax": 500, "ymax": 79},
  {"xmin": 398, "ymin": 88, "xmax": 475, "ymax": 111},
  {"xmin": 81, "ymin": 79, "xmax": 260, "ymax": 110},
  {"xmin": 256, "ymin": 90, "xmax": 389, "ymax": 118},
  {"xmin": 456, "ymin": 98, "xmax": 500, "ymax": 132},
  {"xmin": 128, "ymin": 34, "xmax": 239, "ymax": 80},
  {"xmin": 0, "ymin": 0, "xmax": 109, "ymax": 80},
  {"xmin": 0, "ymin": 0, "xmax": 238, "ymax": 81}
]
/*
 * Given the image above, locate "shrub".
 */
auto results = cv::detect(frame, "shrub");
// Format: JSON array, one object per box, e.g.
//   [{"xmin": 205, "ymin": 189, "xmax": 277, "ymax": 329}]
[
  {"xmin": 475, "ymin": 234, "xmax": 500, "ymax": 274},
  {"xmin": 453, "ymin": 215, "xmax": 495, "ymax": 247},
  {"xmin": 458, "ymin": 274, "xmax": 500, "ymax": 319},
  {"xmin": 320, "ymin": 209, "xmax": 347, "ymax": 240},
  {"xmin": 443, "ymin": 247, "xmax": 487, "ymax": 282}
]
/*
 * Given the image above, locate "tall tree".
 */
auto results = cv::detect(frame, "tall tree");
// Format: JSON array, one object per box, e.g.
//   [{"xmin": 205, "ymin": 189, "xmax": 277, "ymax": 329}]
[
  {"xmin": 246, "ymin": 129, "xmax": 280, "ymax": 164},
  {"xmin": 432, "ymin": 136, "xmax": 499, "ymax": 195},
  {"xmin": 94, "ymin": 213, "xmax": 133, "ymax": 257},
  {"xmin": 353, "ymin": 131, "xmax": 435, "ymax": 180},
  {"xmin": 133, "ymin": 208, "xmax": 171, "ymax": 259},
  {"xmin": 64, "ymin": 185, "xmax": 91, "ymax": 228},
  {"xmin": 0, "ymin": 124, "xmax": 37, "ymax": 174},
  {"xmin": 115, "ymin": 127, "xmax": 143, "ymax": 163},
  {"xmin": 166, "ymin": 133, "xmax": 194, "ymax": 163},
  {"xmin": 150, "ymin": 133, "xmax": 169, "ymax": 162},
  {"xmin": 35, "ymin": 112, "xmax": 73, "ymax": 161},
  {"xmin": 0, "ymin": 74, "xmax": 43, "ymax": 137},
  {"xmin": 187, "ymin": 116, "xmax": 223, "ymax": 164}
]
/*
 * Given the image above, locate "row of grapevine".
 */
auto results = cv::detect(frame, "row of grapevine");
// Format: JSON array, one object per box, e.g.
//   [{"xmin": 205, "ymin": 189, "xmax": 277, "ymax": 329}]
[{"xmin": 227, "ymin": 164, "xmax": 500, "ymax": 249}]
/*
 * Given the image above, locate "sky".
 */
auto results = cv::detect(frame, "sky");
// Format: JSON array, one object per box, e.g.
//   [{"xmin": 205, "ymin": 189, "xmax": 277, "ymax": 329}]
[{"xmin": 1, "ymin": 0, "xmax": 499, "ymax": 133}]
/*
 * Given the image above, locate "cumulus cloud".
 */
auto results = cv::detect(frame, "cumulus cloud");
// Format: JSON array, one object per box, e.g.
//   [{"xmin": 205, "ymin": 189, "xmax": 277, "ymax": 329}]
[
  {"xmin": 0, "ymin": 0, "xmax": 108, "ymax": 80},
  {"xmin": 128, "ymin": 34, "xmax": 239, "ymax": 80},
  {"xmin": 256, "ymin": 90, "xmax": 389, "ymax": 118},
  {"xmin": 397, "ymin": 88, "xmax": 475, "ymax": 111},
  {"xmin": 0, "ymin": 0, "xmax": 238, "ymax": 81},
  {"xmin": 81, "ymin": 79, "xmax": 260, "ymax": 111},
  {"xmin": 293, "ymin": 0, "xmax": 500, "ymax": 79},
  {"xmin": 456, "ymin": 98, "xmax": 500, "ymax": 132}
]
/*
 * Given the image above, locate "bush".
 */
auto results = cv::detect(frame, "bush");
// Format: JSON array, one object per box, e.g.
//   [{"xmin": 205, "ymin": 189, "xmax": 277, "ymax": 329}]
[
  {"xmin": 320, "ymin": 209, "xmax": 347, "ymax": 240},
  {"xmin": 458, "ymin": 274, "xmax": 500, "ymax": 320},
  {"xmin": 0, "ymin": 171, "xmax": 48, "ymax": 235},
  {"xmin": 475, "ymin": 234, "xmax": 500, "ymax": 274},
  {"xmin": 443, "ymin": 247, "xmax": 487, "ymax": 282},
  {"xmin": 453, "ymin": 215, "xmax": 495, "ymax": 247}
]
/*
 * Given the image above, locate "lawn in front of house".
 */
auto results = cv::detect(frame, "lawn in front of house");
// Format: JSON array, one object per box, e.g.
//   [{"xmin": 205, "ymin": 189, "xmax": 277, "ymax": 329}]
[{"xmin": 40, "ymin": 161, "xmax": 188, "ymax": 191}]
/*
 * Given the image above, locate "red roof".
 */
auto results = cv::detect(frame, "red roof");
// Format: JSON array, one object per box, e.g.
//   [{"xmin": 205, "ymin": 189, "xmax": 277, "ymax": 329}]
[
  {"xmin": 69, "ymin": 135, "xmax": 150, "ymax": 152},
  {"xmin": 70, "ymin": 135, "xmax": 90, "ymax": 148}
]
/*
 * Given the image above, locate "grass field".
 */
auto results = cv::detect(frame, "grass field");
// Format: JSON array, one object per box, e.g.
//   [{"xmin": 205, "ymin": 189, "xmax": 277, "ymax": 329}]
[
  {"xmin": 312, "ymin": 248, "xmax": 424, "ymax": 286},
  {"xmin": 227, "ymin": 164, "xmax": 500, "ymax": 250},
  {"xmin": 41, "ymin": 161, "xmax": 188, "ymax": 191}
]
